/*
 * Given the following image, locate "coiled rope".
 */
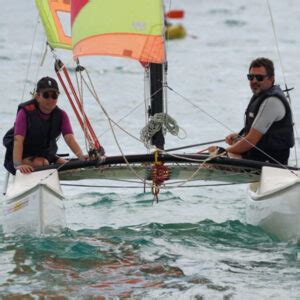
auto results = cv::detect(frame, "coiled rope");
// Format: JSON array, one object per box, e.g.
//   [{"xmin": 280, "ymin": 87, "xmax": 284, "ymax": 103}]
[{"xmin": 140, "ymin": 113, "xmax": 179, "ymax": 148}]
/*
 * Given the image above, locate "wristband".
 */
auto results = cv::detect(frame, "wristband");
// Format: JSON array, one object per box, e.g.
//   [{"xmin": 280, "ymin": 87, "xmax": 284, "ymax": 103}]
[
  {"xmin": 13, "ymin": 161, "xmax": 22, "ymax": 168},
  {"xmin": 216, "ymin": 147, "xmax": 228, "ymax": 156}
]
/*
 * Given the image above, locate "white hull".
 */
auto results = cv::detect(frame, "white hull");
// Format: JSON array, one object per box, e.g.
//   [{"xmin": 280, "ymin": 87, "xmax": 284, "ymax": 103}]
[
  {"xmin": 2, "ymin": 170, "xmax": 66, "ymax": 235},
  {"xmin": 246, "ymin": 166, "xmax": 300, "ymax": 241}
]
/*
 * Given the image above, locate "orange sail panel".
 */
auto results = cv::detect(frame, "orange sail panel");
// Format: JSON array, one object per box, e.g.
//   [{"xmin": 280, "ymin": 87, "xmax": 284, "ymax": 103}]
[{"xmin": 71, "ymin": 0, "xmax": 165, "ymax": 63}]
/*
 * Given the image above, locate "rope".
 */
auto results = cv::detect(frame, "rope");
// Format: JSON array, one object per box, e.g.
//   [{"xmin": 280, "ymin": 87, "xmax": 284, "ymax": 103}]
[
  {"xmin": 160, "ymin": 151, "xmax": 226, "ymax": 188},
  {"xmin": 140, "ymin": 113, "xmax": 180, "ymax": 148}
]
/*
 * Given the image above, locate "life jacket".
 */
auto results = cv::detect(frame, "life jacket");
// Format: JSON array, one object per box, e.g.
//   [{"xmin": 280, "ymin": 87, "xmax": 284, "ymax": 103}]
[
  {"xmin": 243, "ymin": 85, "xmax": 294, "ymax": 164},
  {"xmin": 3, "ymin": 99, "xmax": 62, "ymax": 174}
]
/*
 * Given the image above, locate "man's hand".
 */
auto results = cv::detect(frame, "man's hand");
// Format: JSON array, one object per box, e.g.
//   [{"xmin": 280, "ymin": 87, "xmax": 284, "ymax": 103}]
[{"xmin": 225, "ymin": 133, "xmax": 239, "ymax": 145}]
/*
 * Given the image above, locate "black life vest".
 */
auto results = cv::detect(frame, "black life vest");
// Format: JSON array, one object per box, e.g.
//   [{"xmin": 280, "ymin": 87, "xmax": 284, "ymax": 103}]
[
  {"xmin": 3, "ymin": 99, "xmax": 62, "ymax": 174},
  {"xmin": 243, "ymin": 85, "xmax": 294, "ymax": 164}
]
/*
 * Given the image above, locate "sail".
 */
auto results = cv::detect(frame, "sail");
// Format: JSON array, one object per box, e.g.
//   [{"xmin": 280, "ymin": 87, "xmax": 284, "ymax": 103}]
[
  {"xmin": 35, "ymin": 0, "xmax": 72, "ymax": 50},
  {"xmin": 71, "ymin": 0, "xmax": 165, "ymax": 63}
]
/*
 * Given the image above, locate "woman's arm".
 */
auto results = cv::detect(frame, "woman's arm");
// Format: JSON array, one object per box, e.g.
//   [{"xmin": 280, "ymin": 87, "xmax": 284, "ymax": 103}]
[{"xmin": 63, "ymin": 134, "xmax": 87, "ymax": 160}]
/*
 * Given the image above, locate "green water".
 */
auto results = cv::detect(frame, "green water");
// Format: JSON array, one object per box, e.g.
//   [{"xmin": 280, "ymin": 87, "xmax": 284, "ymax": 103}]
[{"xmin": 1, "ymin": 211, "xmax": 300, "ymax": 299}]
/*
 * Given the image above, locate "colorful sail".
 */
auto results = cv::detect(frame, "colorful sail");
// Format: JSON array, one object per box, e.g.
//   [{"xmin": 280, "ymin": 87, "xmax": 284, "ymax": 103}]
[
  {"xmin": 35, "ymin": 0, "xmax": 72, "ymax": 50},
  {"xmin": 71, "ymin": 0, "xmax": 165, "ymax": 63}
]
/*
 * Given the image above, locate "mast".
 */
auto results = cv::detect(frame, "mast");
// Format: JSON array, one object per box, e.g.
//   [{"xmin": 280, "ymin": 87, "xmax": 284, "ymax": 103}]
[
  {"xmin": 149, "ymin": 0, "xmax": 166, "ymax": 150},
  {"xmin": 149, "ymin": 62, "xmax": 165, "ymax": 149}
]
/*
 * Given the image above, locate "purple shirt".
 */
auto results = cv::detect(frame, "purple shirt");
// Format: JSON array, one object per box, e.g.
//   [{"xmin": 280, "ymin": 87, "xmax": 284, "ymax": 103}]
[{"xmin": 14, "ymin": 108, "xmax": 73, "ymax": 137}]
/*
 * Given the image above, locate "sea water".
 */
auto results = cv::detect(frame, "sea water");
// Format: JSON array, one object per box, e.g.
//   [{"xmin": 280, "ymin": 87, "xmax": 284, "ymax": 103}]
[{"xmin": 1, "ymin": 0, "xmax": 300, "ymax": 298}]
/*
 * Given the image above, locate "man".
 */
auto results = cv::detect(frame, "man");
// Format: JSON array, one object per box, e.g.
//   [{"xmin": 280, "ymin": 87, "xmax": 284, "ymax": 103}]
[
  {"xmin": 3, "ymin": 76, "xmax": 89, "ymax": 174},
  {"xmin": 213, "ymin": 57, "xmax": 294, "ymax": 164}
]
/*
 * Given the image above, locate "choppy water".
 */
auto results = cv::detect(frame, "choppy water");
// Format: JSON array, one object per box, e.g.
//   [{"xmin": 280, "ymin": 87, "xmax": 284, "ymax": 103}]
[{"xmin": 1, "ymin": 0, "xmax": 300, "ymax": 298}]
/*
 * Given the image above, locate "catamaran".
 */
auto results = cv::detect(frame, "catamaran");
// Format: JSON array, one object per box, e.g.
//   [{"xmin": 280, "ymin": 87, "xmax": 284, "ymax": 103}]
[{"xmin": 2, "ymin": 0, "xmax": 300, "ymax": 241}]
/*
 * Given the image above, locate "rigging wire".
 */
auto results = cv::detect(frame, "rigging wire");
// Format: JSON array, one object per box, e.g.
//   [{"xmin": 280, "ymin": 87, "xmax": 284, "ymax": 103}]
[
  {"xmin": 98, "ymin": 102, "xmax": 144, "ymax": 138},
  {"xmin": 164, "ymin": 139, "xmax": 225, "ymax": 152},
  {"xmin": 60, "ymin": 181, "xmax": 245, "ymax": 190},
  {"xmin": 266, "ymin": 0, "xmax": 299, "ymax": 167},
  {"xmin": 266, "ymin": 0, "xmax": 287, "ymax": 87},
  {"xmin": 164, "ymin": 0, "xmax": 171, "ymax": 59},
  {"xmin": 21, "ymin": 13, "xmax": 40, "ymax": 101},
  {"xmin": 75, "ymin": 63, "xmax": 90, "ymax": 154},
  {"xmin": 78, "ymin": 69, "xmax": 142, "ymax": 143},
  {"xmin": 144, "ymin": 64, "xmax": 151, "ymax": 139}
]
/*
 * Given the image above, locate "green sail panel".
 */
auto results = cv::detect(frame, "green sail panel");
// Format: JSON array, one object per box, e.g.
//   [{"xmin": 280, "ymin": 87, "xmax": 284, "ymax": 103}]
[
  {"xmin": 35, "ymin": 0, "xmax": 72, "ymax": 50},
  {"xmin": 71, "ymin": 0, "xmax": 165, "ymax": 63}
]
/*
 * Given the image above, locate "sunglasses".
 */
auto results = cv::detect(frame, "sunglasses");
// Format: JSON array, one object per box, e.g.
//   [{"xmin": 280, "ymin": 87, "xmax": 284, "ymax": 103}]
[
  {"xmin": 247, "ymin": 74, "xmax": 269, "ymax": 82},
  {"xmin": 42, "ymin": 91, "xmax": 59, "ymax": 100}
]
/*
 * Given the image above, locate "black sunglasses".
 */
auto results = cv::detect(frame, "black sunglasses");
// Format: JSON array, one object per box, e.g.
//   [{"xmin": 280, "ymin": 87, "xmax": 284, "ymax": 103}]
[
  {"xmin": 42, "ymin": 91, "xmax": 59, "ymax": 100},
  {"xmin": 247, "ymin": 74, "xmax": 269, "ymax": 82}
]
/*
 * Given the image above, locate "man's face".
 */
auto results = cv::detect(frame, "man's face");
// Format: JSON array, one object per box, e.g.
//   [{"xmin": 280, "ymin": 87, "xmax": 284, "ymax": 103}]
[{"xmin": 248, "ymin": 66, "xmax": 274, "ymax": 95}]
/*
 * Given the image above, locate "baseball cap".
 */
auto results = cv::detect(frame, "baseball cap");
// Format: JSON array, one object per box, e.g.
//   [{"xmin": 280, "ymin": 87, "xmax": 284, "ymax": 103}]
[{"xmin": 36, "ymin": 77, "xmax": 59, "ymax": 92}]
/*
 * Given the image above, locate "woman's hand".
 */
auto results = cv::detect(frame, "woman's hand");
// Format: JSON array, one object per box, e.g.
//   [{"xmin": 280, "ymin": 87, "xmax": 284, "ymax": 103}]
[
  {"xmin": 78, "ymin": 153, "xmax": 89, "ymax": 161},
  {"xmin": 15, "ymin": 164, "xmax": 34, "ymax": 174}
]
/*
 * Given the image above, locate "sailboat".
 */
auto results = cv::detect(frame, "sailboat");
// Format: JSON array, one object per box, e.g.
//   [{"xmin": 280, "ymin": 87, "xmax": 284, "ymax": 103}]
[{"xmin": 2, "ymin": 0, "xmax": 300, "ymax": 241}]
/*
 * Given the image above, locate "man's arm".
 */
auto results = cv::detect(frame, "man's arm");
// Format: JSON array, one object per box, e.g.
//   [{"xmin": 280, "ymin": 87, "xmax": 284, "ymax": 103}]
[
  {"xmin": 226, "ymin": 128, "xmax": 263, "ymax": 154},
  {"xmin": 227, "ymin": 97, "xmax": 285, "ymax": 155}
]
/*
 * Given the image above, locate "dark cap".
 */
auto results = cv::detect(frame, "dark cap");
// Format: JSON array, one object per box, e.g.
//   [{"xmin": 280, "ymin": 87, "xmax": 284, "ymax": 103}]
[{"xmin": 36, "ymin": 77, "xmax": 59, "ymax": 92}]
